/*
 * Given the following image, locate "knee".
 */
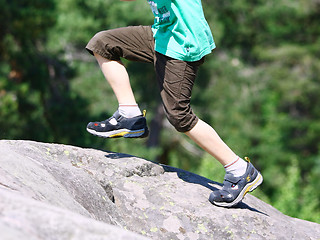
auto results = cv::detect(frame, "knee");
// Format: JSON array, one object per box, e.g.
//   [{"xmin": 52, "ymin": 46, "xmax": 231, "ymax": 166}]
[
  {"xmin": 86, "ymin": 30, "xmax": 119, "ymax": 60},
  {"xmin": 165, "ymin": 108, "xmax": 198, "ymax": 133},
  {"xmin": 86, "ymin": 31, "xmax": 106, "ymax": 54},
  {"xmin": 90, "ymin": 30, "xmax": 111, "ymax": 44}
]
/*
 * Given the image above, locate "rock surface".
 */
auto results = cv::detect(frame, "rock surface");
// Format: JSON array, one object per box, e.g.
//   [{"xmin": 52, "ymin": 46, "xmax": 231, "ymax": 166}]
[{"xmin": 0, "ymin": 140, "xmax": 319, "ymax": 240}]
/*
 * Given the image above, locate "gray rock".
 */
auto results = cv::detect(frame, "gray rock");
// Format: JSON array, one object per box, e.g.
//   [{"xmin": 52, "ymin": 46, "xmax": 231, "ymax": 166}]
[{"xmin": 0, "ymin": 140, "xmax": 319, "ymax": 240}]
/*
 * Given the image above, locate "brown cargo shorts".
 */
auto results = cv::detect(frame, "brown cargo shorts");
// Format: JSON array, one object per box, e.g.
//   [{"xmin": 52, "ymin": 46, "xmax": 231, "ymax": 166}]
[{"xmin": 86, "ymin": 25, "xmax": 205, "ymax": 132}]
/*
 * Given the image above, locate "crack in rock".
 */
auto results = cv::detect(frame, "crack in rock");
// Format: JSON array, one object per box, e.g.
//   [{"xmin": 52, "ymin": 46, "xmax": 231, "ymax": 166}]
[{"xmin": 100, "ymin": 180, "xmax": 115, "ymax": 203}]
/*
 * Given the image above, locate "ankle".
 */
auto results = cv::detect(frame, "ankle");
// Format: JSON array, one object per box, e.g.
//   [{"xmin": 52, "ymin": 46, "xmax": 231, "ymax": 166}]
[
  {"xmin": 224, "ymin": 157, "xmax": 247, "ymax": 177},
  {"xmin": 118, "ymin": 104, "xmax": 142, "ymax": 118}
]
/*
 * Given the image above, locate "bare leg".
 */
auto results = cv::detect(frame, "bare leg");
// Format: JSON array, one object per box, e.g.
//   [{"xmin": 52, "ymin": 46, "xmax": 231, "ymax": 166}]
[
  {"xmin": 95, "ymin": 53, "xmax": 236, "ymax": 166},
  {"xmin": 185, "ymin": 119, "xmax": 237, "ymax": 166},
  {"xmin": 94, "ymin": 52, "xmax": 136, "ymax": 105}
]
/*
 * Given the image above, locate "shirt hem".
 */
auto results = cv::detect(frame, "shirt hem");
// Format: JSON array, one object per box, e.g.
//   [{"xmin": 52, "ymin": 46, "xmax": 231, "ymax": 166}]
[{"xmin": 155, "ymin": 44, "xmax": 216, "ymax": 62}]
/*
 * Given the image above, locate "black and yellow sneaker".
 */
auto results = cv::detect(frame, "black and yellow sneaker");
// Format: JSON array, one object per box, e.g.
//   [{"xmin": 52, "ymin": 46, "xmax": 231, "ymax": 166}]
[
  {"xmin": 86, "ymin": 110, "xmax": 149, "ymax": 138},
  {"xmin": 209, "ymin": 158, "xmax": 263, "ymax": 207}
]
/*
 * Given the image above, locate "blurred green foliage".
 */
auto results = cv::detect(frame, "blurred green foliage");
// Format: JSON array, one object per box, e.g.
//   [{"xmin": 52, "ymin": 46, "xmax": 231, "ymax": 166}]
[{"xmin": 0, "ymin": 0, "xmax": 319, "ymax": 223}]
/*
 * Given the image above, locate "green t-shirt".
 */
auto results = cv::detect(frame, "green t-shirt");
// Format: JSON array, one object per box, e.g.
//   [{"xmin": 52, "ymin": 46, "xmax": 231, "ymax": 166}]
[{"xmin": 147, "ymin": 0, "xmax": 215, "ymax": 61}]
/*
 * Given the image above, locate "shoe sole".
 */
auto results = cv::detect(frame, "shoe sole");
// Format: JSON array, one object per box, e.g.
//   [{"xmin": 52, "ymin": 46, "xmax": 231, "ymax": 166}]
[
  {"xmin": 211, "ymin": 172, "xmax": 263, "ymax": 208},
  {"xmin": 86, "ymin": 128, "xmax": 148, "ymax": 138}
]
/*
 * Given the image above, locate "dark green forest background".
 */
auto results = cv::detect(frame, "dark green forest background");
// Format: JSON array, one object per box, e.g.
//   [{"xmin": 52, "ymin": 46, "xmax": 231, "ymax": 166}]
[{"xmin": 1, "ymin": 0, "xmax": 319, "ymax": 223}]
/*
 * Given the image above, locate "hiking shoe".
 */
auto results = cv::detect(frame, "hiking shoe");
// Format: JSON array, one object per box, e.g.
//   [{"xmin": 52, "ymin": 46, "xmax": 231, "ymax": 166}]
[
  {"xmin": 86, "ymin": 110, "xmax": 149, "ymax": 138},
  {"xmin": 209, "ymin": 158, "xmax": 263, "ymax": 207}
]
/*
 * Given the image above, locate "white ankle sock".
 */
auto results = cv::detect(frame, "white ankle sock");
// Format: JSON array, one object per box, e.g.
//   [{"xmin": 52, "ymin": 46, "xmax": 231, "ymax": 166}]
[
  {"xmin": 224, "ymin": 157, "xmax": 248, "ymax": 177},
  {"xmin": 118, "ymin": 104, "xmax": 142, "ymax": 118}
]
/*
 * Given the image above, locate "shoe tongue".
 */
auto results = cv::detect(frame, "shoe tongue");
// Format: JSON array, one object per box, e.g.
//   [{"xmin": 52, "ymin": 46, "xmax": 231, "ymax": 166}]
[
  {"xmin": 224, "ymin": 173, "xmax": 241, "ymax": 184},
  {"xmin": 112, "ymin": 110, "xmax": 121, "ymax": 119}
]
